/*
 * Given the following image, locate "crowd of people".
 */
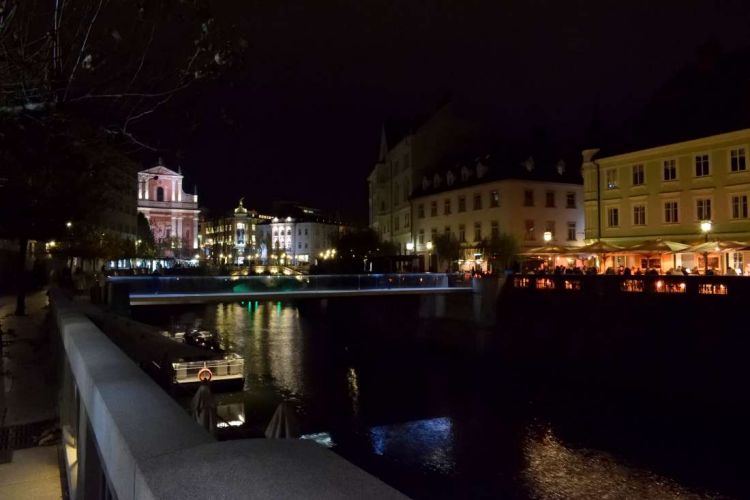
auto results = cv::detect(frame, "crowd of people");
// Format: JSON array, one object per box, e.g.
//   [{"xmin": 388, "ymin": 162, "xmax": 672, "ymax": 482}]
[{"xmin": 527, "ymin": 264, "xmax": 738, "ymax": 276}]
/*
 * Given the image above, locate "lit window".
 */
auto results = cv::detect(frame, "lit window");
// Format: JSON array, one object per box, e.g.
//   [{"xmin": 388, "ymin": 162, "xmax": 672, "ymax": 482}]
[
  {"xmin": 695, "ymin": 154, "xmax": 710, "ymax": 177},
  {"xmin": 489, "ymin": 190, "xmax": 500, "ymax": 207},
  {"xmin": 663, "ymin": 159, "xmax": 677, "ymax": 181},
  {"xmin": 605, "ymin": 168, "xmax": 618, "ymax": 189}
]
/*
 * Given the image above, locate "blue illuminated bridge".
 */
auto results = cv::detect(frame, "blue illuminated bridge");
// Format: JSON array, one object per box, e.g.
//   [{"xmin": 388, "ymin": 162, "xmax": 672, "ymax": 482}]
[{"xmin": 108, "ymin": 273, "xmax": 473, "ymax": 306}]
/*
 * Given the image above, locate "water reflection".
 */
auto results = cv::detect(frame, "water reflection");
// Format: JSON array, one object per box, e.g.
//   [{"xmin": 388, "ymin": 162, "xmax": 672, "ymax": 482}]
[
  {"xmin": 523, "ymin": 425, "xmax": 717, "ymax": 500},
  {"xmin": 369, "ymin": 417, "xmax": 456, "ymax": 475}
]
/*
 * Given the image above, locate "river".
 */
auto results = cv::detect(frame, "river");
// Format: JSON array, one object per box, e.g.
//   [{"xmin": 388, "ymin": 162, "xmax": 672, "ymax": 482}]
[{"xmin": 133, "ymin": 297, "xmax": 742, "ymax": 499}]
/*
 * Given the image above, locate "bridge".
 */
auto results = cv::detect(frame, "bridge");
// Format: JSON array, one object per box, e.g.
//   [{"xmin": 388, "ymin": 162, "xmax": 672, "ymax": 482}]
[{"xmin": 108, "ymin": 273, "xmax": 473, "ymax": 306}]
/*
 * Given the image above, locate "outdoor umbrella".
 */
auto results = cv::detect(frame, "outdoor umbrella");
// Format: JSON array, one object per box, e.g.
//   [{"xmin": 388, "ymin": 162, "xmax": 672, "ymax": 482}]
[
  {"xmin": 568, "ymin": 241, "xmax": 624, "ymax": 271},
  {"xmin": 686, "ymin": 240, "xmax": 749, "ymax": 274},
  {"xmin": 521, "ymin": 244, "xmax": 572, "ymax": 255},
  {"xmin": 265, "ymin": 401, "xmax": 301, "ymax": 439},
  {"xmin": 626, "ymin": 239, "xmax": 690, "ymax": 270}
]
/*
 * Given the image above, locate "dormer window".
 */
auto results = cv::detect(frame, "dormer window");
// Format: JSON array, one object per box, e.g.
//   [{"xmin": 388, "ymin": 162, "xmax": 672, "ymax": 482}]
[
  {"xmin": 522, "ymin": 156, "xmax": 535, "ymax": 172},
  {"xmin": 476, "ymin": 162, "xmax": 488, "ymax": 179},
  {"xmin": 422, "ymin": 176, "xmax": 431, "ymax": 190},
  {"xmin": 461, "ymin": 165, "xmax": 471, "ymax": 181},
  {"xmin": 446, "ymin": 171, "xmax": 456, "ymax": 186},
  {"xmin": 556, "ymin": 160, "xmax": 565, "ymax": 175},
  {"xmin": 433, "ymin": 174, "xmax": 441, "ymax": 187}
]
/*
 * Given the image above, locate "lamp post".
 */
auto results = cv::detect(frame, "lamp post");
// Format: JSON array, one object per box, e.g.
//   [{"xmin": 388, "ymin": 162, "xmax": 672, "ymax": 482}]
[
  {"xmin": 700, "ymin": 220, "xmax": 712, "ymax": 274},
  {"xmin": 426, "ymin": 241, "xmax": 433, "ymax": 272},
  {"xmin": 543, "ymin": 231, "xmax": 553, "ymax": 268},
  {"xmin": 406, "ymin": 241, "xmax": 415, "ymax": 272}
]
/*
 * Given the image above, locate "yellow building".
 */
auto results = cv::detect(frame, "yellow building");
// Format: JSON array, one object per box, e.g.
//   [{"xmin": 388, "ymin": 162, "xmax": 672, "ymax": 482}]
[{"xmin": 582, "ymin": 128, "xmax": 750, "ymax": 271}]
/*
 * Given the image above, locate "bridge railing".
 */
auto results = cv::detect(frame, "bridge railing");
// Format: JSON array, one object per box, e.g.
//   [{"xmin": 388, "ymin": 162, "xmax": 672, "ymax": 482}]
[{"xmin": 108, "ymin": 273, "xmax": 456, "ymax": 296}]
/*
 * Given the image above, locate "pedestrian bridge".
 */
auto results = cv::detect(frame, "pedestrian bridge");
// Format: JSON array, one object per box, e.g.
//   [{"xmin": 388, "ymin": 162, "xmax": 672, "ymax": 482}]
[{"xmin": 108, "ymin": 273, "xmax": 472, "ymax": 306}]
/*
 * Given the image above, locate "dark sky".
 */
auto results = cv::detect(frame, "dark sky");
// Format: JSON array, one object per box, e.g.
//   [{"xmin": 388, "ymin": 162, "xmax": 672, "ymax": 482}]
[{"xmin": 136, "ymin": 1, "xmax": 750, "ymax": 222}]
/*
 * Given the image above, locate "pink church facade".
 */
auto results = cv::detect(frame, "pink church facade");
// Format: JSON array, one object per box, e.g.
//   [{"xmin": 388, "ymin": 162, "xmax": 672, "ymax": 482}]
[{"xmin": 137, "ymin": 164, "xmax": 199, "ymax": 258}]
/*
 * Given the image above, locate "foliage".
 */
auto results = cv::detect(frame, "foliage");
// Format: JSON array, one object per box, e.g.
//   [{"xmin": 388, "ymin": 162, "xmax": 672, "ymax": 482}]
[
  {"xmin": 432, "ymin": 232, "xmax": 461, "ymax": 270},
  {"xmin": 136, "ymin": 213, "xmax": 157, "ymax": 258},
  {"xmin": 480, "ymin": 233, "xmax": 519, "ymax": 270}
]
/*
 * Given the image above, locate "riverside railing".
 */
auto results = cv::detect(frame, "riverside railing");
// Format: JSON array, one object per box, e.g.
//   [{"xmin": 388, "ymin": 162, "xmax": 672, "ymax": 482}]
[{"xmin": 110, "ymin": 273, "xmax": 459, "ymax": 296}]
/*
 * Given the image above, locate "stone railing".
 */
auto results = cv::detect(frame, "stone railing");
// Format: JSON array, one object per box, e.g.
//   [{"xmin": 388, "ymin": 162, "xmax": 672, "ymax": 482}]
[{"xmin": 51, "ymin": 289, "xmax": 407, "ymax": 500}]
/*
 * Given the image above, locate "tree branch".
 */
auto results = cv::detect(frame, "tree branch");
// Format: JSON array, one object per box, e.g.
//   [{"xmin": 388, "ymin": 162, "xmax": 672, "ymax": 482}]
[{"xmin": 62, "ymin": 0, "xmax": 105, "ymax": 102}]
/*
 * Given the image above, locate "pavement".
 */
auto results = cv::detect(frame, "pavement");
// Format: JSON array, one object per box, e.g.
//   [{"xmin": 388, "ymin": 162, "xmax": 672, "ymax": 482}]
[{"xmin": 0, "ymin": 290, "xmax": 64, "ymax": 500}]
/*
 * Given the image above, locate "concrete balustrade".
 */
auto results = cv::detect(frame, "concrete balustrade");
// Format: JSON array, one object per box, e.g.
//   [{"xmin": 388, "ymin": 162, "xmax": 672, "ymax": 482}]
[{"xmin": 50, "ymin": 290, "xmax": 407, "ymax": 500}]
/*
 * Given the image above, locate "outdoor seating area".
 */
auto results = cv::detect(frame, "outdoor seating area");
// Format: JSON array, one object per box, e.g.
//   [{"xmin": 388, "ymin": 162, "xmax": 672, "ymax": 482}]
[{"xmin": 521, "ymin": 238, "xmax": 750, "ymax": 276}]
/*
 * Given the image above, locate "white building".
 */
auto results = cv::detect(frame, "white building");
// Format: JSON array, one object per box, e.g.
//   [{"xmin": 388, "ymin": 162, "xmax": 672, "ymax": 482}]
[
  {"xmin": 411, "ymin": 157, "xmax": 584, "ymax": 271},
  {"xmin": 257, "ymin": 216, "xmax": 343, "ymax": 267}
]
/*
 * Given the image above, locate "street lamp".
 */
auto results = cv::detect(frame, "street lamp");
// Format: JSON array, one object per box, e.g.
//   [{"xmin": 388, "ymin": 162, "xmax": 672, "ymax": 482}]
[
  {"xmin": 66, "ymin": 221, "xmax": 72, "ymax": 229},
  {"xmin": 543, "ymin": 231, "xmax": 552, "ymax": 243},
  {"xmin": 426, "ymin": 241, "xmax": 433, "ymax": 272},
  {"xmin": 701, "ymin": 220, "xmax": 712, "ymax": 274}
]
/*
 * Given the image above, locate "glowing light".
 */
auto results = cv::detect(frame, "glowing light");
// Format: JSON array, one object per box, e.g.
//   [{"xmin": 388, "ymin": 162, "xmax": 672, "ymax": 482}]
[
  {"xmin": 543, "ymin": 231, "xmax": 552, "ymax": 242},
  {"xmin": 65, "ymin": 221, "xmax": 72, "ymax": 228},
  {"xmin": 406, "ymin": 242, "xmax": 415, "ymax": 251},
  {"xmin": 426, "ymin": 241, "xmax": 433, "ymax": 251},
  {"xmin": 700, "ymin": 220, "xmax": 712, "ymax": 233}
]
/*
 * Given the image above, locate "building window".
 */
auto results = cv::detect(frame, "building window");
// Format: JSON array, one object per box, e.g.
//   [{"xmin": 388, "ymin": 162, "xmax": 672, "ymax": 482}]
[
  {"xmin": 607, "ymin": 207, "xmax": 619, "ymax": 227},
  {"xmin": 431, "ymin": 228, "xmax": 438, "ymax": 241},
  {"xmin": 489, "ymin": 190, "xmax": 500, "ymax": 207},
  {"xmin": 473, "ymin": 222, "xmax": 481, "ymax": 242},
  {"xmin": 695, "ymin": 154, "xmax": 710, "ymax": 177},
  {"xmin": 298, "ymin": 228, "xmax": 302, "ymax": 235},
  {"xmin": 663, "ymin": 159, "xmax": 677, "ymax": 181},
  {"xmin": 444, "ymin": 199, "xmax": 451, "ymax": 215},
  {"xmin": 664, "ymin": 201, "xmax": 679, "ymax": 223},
  {"xmin": 523, "ymin": 189, "xmax": 534, "ymax": 207},
  {"xmin": 696, "ymin": 198, "xmax": 711, "ymax": 221},
  {"xmin": 430, "ymin": 201, "xmax": 437, "ymax": 217},
  {"xmin": 633, "ymin": 205, "xmax": 646, "ymax": 226},
  {"xmin": 491, "ymin": 221, "xmax": 499, "ymax": 239},
  {"xmin": 632, "ymin": 164, "xmax": 645, "ymax": 186},
  {"xmin": 458, "ymin": 196, "xmax": 466, "ymax": 212},
  {"xmin": 545, "ymin": 220, "xmax": 555, "ymax": 238},
  {"xmin": 473, "ymin": 193, "xmax": 482, "ymax": 210},
  {"xmin": 458, "ymin": 224, "xmax": 466, "ymax": 242},
  {"xmin": 567, "ymin": 222, "xmax": 576, "ymax": 241},
  {"xmin": 605, "ymin": 168, "xmax": 618, "ymax": 189},
  {"xmin": 731, "ymin": 195, "xmax": 748, "ymax": 219},
  {"xmin": 524, "ymin": 220, "xmax": 535, "ymax": 240},
  {"xmin": 418, "ymin": 229, "xmax": 425, "ymax": 244},
  {"xmin": 444, "ymin": 226, "xmax": 451, "ymax": 235},
  {"xmin": 545, "ymin": 191, "xmax": 555, "ymax": 208},
  {"xmin": 731, "ymin": 148, "xmax": 747, "ymax": 172},
  {"xmin": 395, "ymin": 217, "xmax": 400, "ymax": 231},
  {"xmin": 156, "ymin": 186, "xmax": 165, "ymax": 201},
  {"xmin": 566, "ymin": 192, "xmax": 576, "ymax": 209}
]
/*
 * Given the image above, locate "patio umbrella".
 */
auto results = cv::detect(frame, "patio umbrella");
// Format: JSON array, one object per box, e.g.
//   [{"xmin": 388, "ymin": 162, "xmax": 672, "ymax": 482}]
[
  {"xmin": 685, "ymin": 240, "xmax": 749, "ymax": 253},
  {"xmin": 685, "ymin": 240, "xmax": 749, "ymax": 274},
  {"xmin": 567, "ymin": 241, "xmax": 624, "ymax": 271},
  {"xmin": 626, "ymin": 238, "xmax": 689, "ymax": 253},
  {"xmin": 521, "ymin": 244, "xmax": 572, "ymax": 255}
]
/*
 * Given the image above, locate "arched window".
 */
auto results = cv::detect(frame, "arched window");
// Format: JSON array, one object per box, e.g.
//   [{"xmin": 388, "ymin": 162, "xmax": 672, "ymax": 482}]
[{"xmin": 156, "ymin": 186, "xmax": 165, "ymax": 201}]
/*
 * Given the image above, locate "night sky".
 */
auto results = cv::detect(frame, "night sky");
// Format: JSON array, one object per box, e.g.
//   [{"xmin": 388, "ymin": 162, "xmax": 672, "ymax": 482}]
[{"xmin": 133, "ymin": 1, "xmax": 750, "ymax": 222}]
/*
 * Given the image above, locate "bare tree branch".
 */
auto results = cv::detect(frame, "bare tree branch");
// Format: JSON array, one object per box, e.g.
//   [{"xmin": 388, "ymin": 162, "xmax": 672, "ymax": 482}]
[{"xmin": 62, "ymin": 0, "xmax": 105, "ymax": 102}]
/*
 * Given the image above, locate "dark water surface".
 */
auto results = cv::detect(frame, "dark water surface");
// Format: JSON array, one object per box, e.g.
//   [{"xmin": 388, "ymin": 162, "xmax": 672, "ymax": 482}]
[{"xmin": 133, "ymin": 298, "xmax": 744, "ymax": 499}]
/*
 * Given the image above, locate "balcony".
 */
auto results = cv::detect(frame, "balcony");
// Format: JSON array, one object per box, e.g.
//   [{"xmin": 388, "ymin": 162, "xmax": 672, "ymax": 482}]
[{"xmin": 138, "ymin": 198, "xmax": 198, "ymax": 210}]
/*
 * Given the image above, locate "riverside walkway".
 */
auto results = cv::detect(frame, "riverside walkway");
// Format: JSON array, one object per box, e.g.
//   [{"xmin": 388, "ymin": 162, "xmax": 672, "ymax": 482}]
[{"xmin": 110, "ymin": 273, "xmax": 472, "ymax": 306}]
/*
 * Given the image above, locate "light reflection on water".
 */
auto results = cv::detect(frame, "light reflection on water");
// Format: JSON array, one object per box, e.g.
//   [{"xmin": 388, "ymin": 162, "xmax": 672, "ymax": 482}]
[
  {"xmin": 523, "ymin": 426, "xmax": 721, "ymax": 500},
  {"xmin": 369, "ymin": 417, "xmax": 456, "ymax": 475}
]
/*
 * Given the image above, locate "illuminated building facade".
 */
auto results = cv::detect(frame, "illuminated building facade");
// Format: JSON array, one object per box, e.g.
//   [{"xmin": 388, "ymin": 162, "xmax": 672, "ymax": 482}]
[
  {"xmin": 582, "ymin": 128, "xmax": 750, "ymax": 271},
  {"xmin": 137, "ymin": 163, "xmax": 199, "ymax": 258},
  {"xmin": 257, "ymin": 206, "xmax": 344, "ymax": 267},
  {"xmin": 412, "ymin": 158, "xmax": 584, "ymax": 271},
  {"xmin": 368, "ymin": 101, "xmax": 478, "ymax": 254},
  {"xmin": 200, "ymin": 199, "xmax": 267, "ymax": 265}
]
